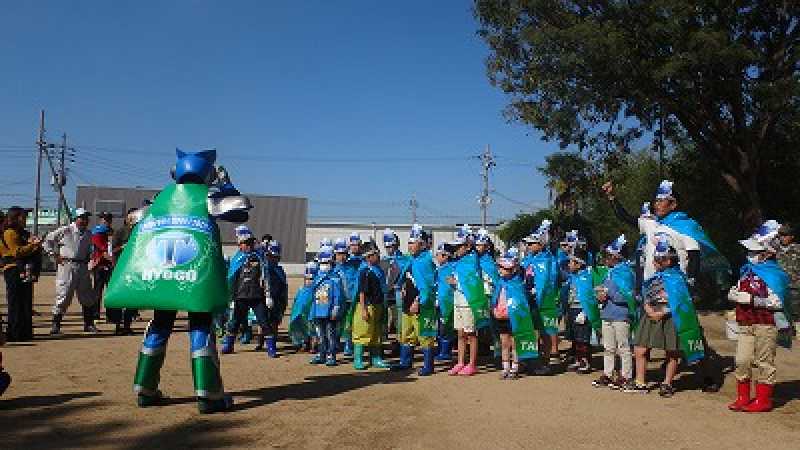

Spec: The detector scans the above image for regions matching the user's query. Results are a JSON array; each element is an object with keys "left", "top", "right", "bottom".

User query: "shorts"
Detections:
[
  {"left": 454, "top": 306, "right": 475, "bottom": 333},
  {"left": 495, "top": 319, "right": 511, "bottom": 335},
  {"left": 635, "top": 315, "right": 678, "bottom": 351}
]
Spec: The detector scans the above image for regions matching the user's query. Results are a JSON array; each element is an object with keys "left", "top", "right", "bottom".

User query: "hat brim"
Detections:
[{"left": 739, "top": 238, "right": 766, "bottom": 251}]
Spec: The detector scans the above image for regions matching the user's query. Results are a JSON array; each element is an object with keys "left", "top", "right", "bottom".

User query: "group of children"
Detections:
[{"left": 220, "top": 179, "right": 793, "bottom": 413}]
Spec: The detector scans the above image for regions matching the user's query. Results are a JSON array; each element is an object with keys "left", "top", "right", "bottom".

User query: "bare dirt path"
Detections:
[{"left": 1, "top": 275, "right": 798, "bottom": 449}]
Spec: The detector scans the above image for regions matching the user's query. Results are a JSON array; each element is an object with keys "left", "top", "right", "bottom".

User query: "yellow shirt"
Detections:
[{"left": 0, "top": 228, "right": 38, "bottom": 271}]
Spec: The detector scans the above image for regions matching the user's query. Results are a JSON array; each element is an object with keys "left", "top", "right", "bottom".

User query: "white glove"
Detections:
[
  {"left": 265, "top": 296, "right": 274, "bottom": 309},
  {"left": 330, "top": 305, "right": 340, "bottom": 319},
  {"left": 727, "top": 288, "right": 751, "bottom": 305},
  {"left": 753, "top": 296, "right": 782, "bottom": 310},
  {"left": 575, "top": 312, "right": 586, "bottom": 324},
  {"left": 529, "top": 287, "right": 537, "bottom": 296}
]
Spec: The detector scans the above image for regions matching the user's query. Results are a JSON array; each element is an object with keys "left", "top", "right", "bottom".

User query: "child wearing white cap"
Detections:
[{"left": 727, "top": 220, "right": 790, "bottom": 412}]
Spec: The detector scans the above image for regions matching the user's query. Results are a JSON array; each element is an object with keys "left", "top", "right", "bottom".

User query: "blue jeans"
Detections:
[{"left": 315, "top": 319, "right": 339, "bottom": 358}]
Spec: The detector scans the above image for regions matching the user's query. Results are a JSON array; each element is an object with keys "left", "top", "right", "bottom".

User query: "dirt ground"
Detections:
[{"left": 1, "top": 275, "right": 798, "bottom": 450}]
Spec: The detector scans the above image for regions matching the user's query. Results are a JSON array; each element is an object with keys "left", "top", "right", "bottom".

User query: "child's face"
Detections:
[
  {"left": 567, "top": 259, "right": 583, "bottom": 273},
  {"left": 654, "top": 257, "right": 671, "bottom": 271},
  {"left": 435, "top": 252, "right": 449, "bottom": 265},
  {"left": 499, "top": 266, "right": 513, "bottom": 278},
  {"left": 476, "top": 243, "right": 487, "bottom": 255},
  {"left": 366, "top": 253, "right": 379, "bottom": 265},
  {"left": 335, "top": 252, "right": 347, "bottom": 264},
  {"left": 408, "top": 240, "right": 422, "bottom": 255},
  {"left": 349, "top": 243, "right": 361, "bottom": 255},
  {"left": 304, "top": 278, "right": 313, "bottom": 286},
  {"left": 239, "top": 241, "right": 253, "bottom": 252}
]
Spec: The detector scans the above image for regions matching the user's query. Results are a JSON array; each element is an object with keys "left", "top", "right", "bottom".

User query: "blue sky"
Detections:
[{"left": 0, "top": 1, "right": 556, "bottom": 224}]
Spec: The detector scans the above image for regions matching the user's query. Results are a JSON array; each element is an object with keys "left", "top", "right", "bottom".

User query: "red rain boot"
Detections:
[
  {"left": 743, "top": 383, "right": 774, "bottom": 413},
  {"left": 727, "top": 380, "right": 751, "bottom": 411}
]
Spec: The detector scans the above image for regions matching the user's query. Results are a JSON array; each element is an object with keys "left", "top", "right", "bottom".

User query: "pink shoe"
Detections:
[
  {"left": 448, "top": 364, "right": 466, "bottom": 376},
  {"left": 458, "top": 364, "right": 477, "bottom": 376}
]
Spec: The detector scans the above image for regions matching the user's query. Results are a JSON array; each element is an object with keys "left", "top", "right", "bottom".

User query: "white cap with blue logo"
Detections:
[
  {"left": 450, "top": 224, "right": 472, "bottom": 246},
  {"left": 524, "top": 219, "right": 551, "bottom": 244},
  {"left": 333, "top": 238, "right": 348, "bottom": 254},
  {"left": 266, "top": 240, "right": 281, "bottom": 256},
  {"left": 605, "top": 234, "right": 626, "bottom": 255},
  {"left": 475, "top": 228, "right": 491, "bottom": 245},
  {"left": 739, "top": 219, "right": 781, "bottom": 252},
  {"left": 319, "top": 237, "right": 333, "bottom": 249},
  {"left": 318, "top": 246, "right": 334, "bottom": 263},
  {"left": 348, "top": 232, "right": 361, "bottom": 245},
  {"left": 653, "top": 232, "right": 675, "bottom": 259},
  {"left": 435, "top": 242, "right": 452, "bottom": 257},
  {"left": 409, "top": 224, "right": 425, "bottom": 243},
  {"left": 304, "top": 261, "right": 319, "bottom": 279},
  {"left": 498, "top": 247, "right": 520, "bottom": 269},
  {"left": 561, "top": 229, "right": 585, "bottom": 247},
  {"left": 655, "top": 180, "right": 675, "bottom": 200},
  {"left": 383, "top": 228, "right": 398, "bottom": 247},
  {"left": 235, "top": 225, "right": 254, "bottom": 243}
]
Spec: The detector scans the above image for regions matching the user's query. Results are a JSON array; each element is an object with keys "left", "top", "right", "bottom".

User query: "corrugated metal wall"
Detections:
[{"left": 76, "top": 186, "right": 308, "bottom": 263}]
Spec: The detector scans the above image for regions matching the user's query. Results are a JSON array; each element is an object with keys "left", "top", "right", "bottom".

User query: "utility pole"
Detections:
[
  {"left": 477, "top": 145, "right": 495, "bottom": 228},
  {"left": 33, "top": 110, "right": 45, "bottom": 235},
  {"left": 409, "top": 193, "right": 418, "bottom": 224},
  {"left": 56, "top": 133, "right": 67, "bottom": 226}
]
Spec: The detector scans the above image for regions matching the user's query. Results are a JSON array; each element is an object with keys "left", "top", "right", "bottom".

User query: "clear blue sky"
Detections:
[{"left": 0, "top": 1, "right": 556, "bottom": 224}]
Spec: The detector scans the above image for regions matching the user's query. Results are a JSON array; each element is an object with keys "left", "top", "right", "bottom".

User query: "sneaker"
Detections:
[
  {"left": 592, "top": 375, "right": 612, "bottom": 388},
  {"left": 84, "top": 324, "right": 99, "bottom": 334},
  {"left": 508, "top": 370, "right": 520, "bottom": 380},
  {"left": 448, "top": 363, "right": 466, "bottom": 376},
  {"left": 325, "top": 357, "right": 338, "bottom": 367},
  {"left": 309, "top": 354, "right": 324, "bottom": 365},
  {"left": 701, "top": 377, "right": 721, "bottom": 393},
  {"left": 458, "top": 365, "right": 477, "bottom": 376},
  {"left": 531, "top": 364, "right": 554, "bottom": 376},
  {"left": 566, "top": 361, "right": 581, "bottom": 372},
  {"left": 658, "top": 383, "right": 675, "bottom": 398},
  {"left": 609, "top": 377, "right": 629, "bottom": 390},
  {"left": 500, "top": 370, "right": 510, "bottom": 380},
  {"left": 576, "top": 362, "right": 592, "bottom": 374},
  {"left": 624, "top": 382, "right": 650, "bottom": 394}
]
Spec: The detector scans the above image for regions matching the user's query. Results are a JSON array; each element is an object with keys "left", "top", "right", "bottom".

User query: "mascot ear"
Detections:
[
  {"left": 198, "top": 149, "right": 217, "bottom": 165},
  {"left": 176, "top": 148, "right": 186, "bottom": 159}
]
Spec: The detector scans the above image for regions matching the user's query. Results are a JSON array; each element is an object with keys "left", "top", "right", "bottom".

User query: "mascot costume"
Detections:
[{"left": 105, "top": 149, "right": 251, "bottom": 414}]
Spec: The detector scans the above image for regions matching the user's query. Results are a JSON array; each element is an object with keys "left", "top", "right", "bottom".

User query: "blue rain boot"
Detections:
[
  {"left": 391, "top": 345, "right": 413, "bottom": 371},
  {"left": 435, "top": 337, "right": 452, "bottom": 361},
  {"left": 220, "top": 335, "right": 235, "bottom": 354},
  {"left": 309, "top": 351, "right": 325, "bottom": 365},
  {"left": 353, "top": 344, "right": 367, "bottom": 370},
  {"left": 370, "top": 347, "right": 390, "bottom": 369},
  {"left": 265, "top": 336, "right": 278, "bottom": 358},
  {"left": 343, "top": 338, "right": 354, "bottom": 357},
  {"left": 417, "top": 347, "right": 434, "bottom": 376}
]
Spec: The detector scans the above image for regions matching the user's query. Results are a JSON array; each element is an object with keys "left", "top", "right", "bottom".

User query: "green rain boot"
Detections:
[
  {"left": 353, "top": 344, "right": 367, "bottom": 370},
  {"left": 370, "top": 347, "right": 390, "bottom": 369},
  {"left": 191, "top": 329, "right": 232, "bottom": 414},
  {"left": 133, "top": 331, "right": 169, "bottom": 407}
]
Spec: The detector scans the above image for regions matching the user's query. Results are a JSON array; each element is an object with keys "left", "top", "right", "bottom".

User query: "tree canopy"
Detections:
[{"left": 475, "top": 0, "right": 800, "bottom": 229}]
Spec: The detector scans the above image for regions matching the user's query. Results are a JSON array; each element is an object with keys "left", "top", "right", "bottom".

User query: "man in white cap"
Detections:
[{"left": 44, "top": 208, "right": 96, "bottom": 334}]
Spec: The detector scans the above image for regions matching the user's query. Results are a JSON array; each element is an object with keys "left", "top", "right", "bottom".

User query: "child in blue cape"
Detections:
[
  {"left": 521, "top": 220, "right": 559, "bottom": 375},
  {"left": 593, "top": 235, "right": 636, "bottom": 390},
  {"left": 352, "top": 241, "right": 390, "bottom": 370},
  {"left": 564, "top": 247, "right": 600, "bottom": 374},
  {"left": 627, "top": 233, "right": 700, "bottom": 397},
  {"left": 434, "top": 242, "right": 456, "bottom": 361},
  {"left": 221, "top": 228, "right": 271, "bottom": 356},
  {"left": 288, "top": 261, "right": 318, "bottom": 351},
  {"left": 727, "top": 220, "right": 790, "bottom": 413},
  {"left": 492, "top": 248, "right": 538, "bottom": 379},
  {"left": 309, "top": 246, "right": 345, "bottom": 366},
  {"left": 263, "top": 240, "right": 288, "bottom": 357}
]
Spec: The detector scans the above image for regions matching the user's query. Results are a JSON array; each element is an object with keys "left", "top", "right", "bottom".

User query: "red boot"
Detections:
[
  {"left": 743, "top": 383, "right": 773, "bottom": 413},
  {"left": 727, "top": 380, "right": 751, "bottom": 411}
]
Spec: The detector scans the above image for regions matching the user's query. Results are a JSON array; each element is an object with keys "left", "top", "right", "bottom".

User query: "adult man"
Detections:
[
  {"left": 107, "top": 208, "right": 138, "bottom": 334},
  {"left": 776, "top": 224, "right": 799, "bottom": 322},
  {"left": 44, "top": 208, "right": 95, "bottom": 334}
]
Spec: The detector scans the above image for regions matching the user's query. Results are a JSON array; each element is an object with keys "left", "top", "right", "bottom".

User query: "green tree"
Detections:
[{"left": 475, "top": 0, "right": 800, "bottom": 229}]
